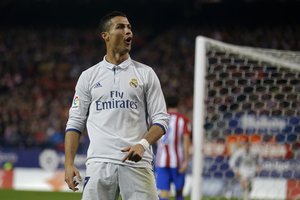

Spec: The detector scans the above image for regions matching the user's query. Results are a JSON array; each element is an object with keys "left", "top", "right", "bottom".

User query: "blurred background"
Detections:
[{"left": 0, "top": 0, "right": 300, "bottom": 198}]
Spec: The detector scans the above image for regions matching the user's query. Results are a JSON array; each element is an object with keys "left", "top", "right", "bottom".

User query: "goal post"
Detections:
[
  {"left": 192, "top": 36, "right": 300, "bottom": 200},
  {"left": 192, "top": 36, "right": 207, "bottom": 200}
]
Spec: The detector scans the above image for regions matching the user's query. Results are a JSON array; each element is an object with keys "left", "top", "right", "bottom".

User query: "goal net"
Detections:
[{"left": 192, "top": 36, "right": 300, "bottom": 200}]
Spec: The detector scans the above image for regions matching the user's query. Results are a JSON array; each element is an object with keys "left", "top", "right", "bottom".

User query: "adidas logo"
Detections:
[{"left": 94, "top": 81, "right": 102, "bottom": 88}]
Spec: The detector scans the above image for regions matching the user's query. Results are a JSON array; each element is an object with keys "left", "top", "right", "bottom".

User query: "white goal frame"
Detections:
[{"left": 192, "top": 36, "right": 300, "bottom": 200}]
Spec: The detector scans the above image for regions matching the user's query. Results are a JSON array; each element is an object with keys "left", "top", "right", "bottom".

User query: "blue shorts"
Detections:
[{"left": 155, "top": 167, "right": 185, "bottom": 191}]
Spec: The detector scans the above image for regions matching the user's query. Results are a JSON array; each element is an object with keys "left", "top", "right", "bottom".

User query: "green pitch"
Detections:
[
  {"left": 0, "top": 189, "right": 193, "bottom": 200},
  {"left": 0, "top": 189, "right": 241, "bottom": 199},
  {"left": 0, "top": 189, "right": 240, "bottom": 199},
  {"left": 0, "top": 189, "right": 81, "bottom": 200}
]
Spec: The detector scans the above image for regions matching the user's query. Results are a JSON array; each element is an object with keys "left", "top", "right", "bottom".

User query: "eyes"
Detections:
[{"left": 115, "top": 23, "right": 132, "bottom": 31}]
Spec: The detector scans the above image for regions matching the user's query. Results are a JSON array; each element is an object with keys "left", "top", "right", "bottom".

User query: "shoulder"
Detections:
[
  {"left": 75, "top": 62, "right": 103, "bottom": 89},
  {"left": 130, "top": 59, "right": 160, "bottom": 84},
  {"left": 81, "top": 61, "right": 103, "bottom": 76},
  {"left": 131, "top": 59, "right": 154, "bottom": 72},
  {"left": 174, "top": 112, "right": 190, "bottom": 122},
  {"left": 169, "top": 112, "right": 190, "bottom": 126},
  {"left": 235, "top": 148, "right": 246, "bottom": 156}
]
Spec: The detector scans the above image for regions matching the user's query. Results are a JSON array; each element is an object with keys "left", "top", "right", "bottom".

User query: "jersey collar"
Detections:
[{"left": 103, "top": 56, "right": 132, "bottom": 70}]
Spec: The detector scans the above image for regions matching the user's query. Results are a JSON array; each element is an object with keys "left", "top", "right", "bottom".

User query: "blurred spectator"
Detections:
[
  {"left": 0, "top": 25, "right": 300, "bottom": 151},
  {"left": 229, "top": 140, "right": 262, "bottom": 200}
]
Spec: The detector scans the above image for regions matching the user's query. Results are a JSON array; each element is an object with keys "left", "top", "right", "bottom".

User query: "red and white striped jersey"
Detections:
[{"left": 155, "top": 112, "right": 191, "bottom": 168}]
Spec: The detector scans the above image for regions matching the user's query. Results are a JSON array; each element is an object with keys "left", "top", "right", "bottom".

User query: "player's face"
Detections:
[{"left": 106, "top": 16, "right": 133, "bottom": 54}]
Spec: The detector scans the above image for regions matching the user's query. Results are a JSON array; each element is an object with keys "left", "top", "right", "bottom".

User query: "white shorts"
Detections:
[
  {"left": 82, "top": 161, "right": 159, "bottom": 200},
  {"left": 239, "top": 168, "right": 256, "bottom": 179}
]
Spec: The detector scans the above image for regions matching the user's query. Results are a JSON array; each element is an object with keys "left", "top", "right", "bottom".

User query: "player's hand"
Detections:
[
  {"left": 121, "top": 144, "right": 145, "bottom": 163},
  {"left": 235, "top": 170, "right": 241, "bottom": 178},
  {"left": 65, "top": 165, "right": 82, "bottom": 192},
  {"left": 179, "top": 160, "right": 188, "bottom": 173}
]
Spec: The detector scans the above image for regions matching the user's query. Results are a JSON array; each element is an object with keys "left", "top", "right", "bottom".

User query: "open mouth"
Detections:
[{"left": 125, "top": 37, "right": 132, "bottom": 43}]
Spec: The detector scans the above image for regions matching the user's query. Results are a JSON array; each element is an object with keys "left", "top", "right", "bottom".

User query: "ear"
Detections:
[{"left": 101, "top": 32, "right": 109, "bottom": 41}]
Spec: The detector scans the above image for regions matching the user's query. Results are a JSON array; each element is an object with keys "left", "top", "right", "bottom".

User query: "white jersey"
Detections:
[
  {"left": 66, "top": 56, "right": 169, "bottom": 169},
  {"left": 229, "top": 147, "right": 261, "bottom": 179}
]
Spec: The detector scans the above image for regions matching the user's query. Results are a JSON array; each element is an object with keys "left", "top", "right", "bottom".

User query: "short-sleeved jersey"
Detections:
[
  {"left": 66, "top": 56, "right": 169, "bottom": 169},
  {"left": 155, "top": 112, "right": 191, "bottom": 168}
]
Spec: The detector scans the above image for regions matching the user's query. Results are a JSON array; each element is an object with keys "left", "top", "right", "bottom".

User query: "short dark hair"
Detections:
[
  {"left": 98, "top": 11, "right": 127, "bottom": 33},
  {"left": 166, "top": 95, "right": 179, "bottom": 108}
]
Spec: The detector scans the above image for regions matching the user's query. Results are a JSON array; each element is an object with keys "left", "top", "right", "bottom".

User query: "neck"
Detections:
[
  {"left": 106, "top": 51, "right": 129, "bottom": 65},
  {"left": 168, "top": 107, "right": 178, "bottom": 112}
]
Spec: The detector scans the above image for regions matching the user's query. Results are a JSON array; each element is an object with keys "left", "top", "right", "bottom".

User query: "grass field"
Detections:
[
  {"left": 0, "top": 189, "right": 82, "bottom": 200},
  {"left": 0, "top": 189, "right": 242, "bottom": 199},
  {"left": 0, "top": 189, "right": 192, "bottom": 200}
]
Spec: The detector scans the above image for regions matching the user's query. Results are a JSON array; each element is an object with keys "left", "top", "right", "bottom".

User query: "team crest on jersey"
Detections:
[
  {"left": 72, "top": 96, "right": 79, "bottom": 109},
  {"left": 129, "top": 78, "right": 138, "bottom": 88}
]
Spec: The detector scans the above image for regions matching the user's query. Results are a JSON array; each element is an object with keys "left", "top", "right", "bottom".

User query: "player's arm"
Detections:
[
  {"left": 122, "top": 125, "right": 165, "bottom": 162},
  {"left": 64, "top": 131, "right": 82, "bottom": 191},
  {"left": 64, "top": 71, "right": 90, "bottom": 191},
  {"left": 229, "top": 150, "right": 242, "bottom": 177},
  {"left": 144, "top": 124, "right": 166, "bottom": 145},
  {"left": 179, "top": 133, "right": 191, "bottom": 173},
  {"left": 122, "top": 68, "right": 169, "bottom": 163},
  {"left": 255, "top": 153, "right": 263, "bottom": 174}
]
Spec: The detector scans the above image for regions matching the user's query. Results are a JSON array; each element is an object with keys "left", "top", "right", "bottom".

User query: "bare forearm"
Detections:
[
  {"left": 144, "top": 125, "right": 165, "bottom": 145},
  {"left": 183, "top": 134, "right": 190, "bottom": 161},
  {"left": 64, "top": 131, "right": 81, "bottom": 166},
  {"left": 121, "top": 125, "right": 165, "bottom": 163}
]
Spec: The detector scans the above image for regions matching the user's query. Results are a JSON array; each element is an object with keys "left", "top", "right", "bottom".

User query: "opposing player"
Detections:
[
  {"left": 155, "top": 95, "right": 192, "bottom": 200},
  {"left": 229, "top": 140, "right": 262, "bottom": 200},
  {"left": 64, "top": 11, "right": 169, "bottom": 200}
]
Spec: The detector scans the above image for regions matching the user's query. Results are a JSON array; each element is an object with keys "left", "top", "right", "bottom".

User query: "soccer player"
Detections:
[
  {"left": 229, "top": 140, "right": 262, "bottom": 200},
  {"left": 64, "top": 11, "right": 169, "bottom": 200},
  {"left": 155, "top": 95, "right": 191, "bottom": 200}
]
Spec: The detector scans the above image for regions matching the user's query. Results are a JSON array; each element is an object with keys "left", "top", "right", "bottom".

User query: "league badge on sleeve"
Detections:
[{"left": 72, "top": 95, "right": 80, "bottom": 109}]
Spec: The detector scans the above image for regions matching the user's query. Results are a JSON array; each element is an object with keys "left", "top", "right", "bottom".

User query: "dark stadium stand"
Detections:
[{"left": 0, "top": 0, "right": 299, "bottom": 152}]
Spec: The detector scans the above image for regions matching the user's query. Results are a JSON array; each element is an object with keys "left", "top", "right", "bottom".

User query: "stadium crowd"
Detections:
[{"left": 0, "top": 25, "right": 300, "bottom": 151}]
